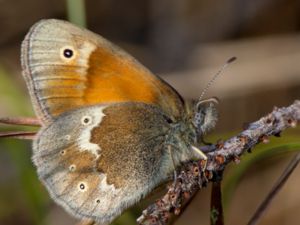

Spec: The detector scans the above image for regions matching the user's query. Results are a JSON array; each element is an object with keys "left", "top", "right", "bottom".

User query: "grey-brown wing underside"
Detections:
[{"left": 33, "top": 102, "right": 173, "bottom": 223}]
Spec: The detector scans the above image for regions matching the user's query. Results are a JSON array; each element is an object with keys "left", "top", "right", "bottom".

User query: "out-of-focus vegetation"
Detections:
[
  {"left": 223, "top": 132, "right": 300, "bottom": 207},
  {"left": 0, "top": 0, "right": 299, "bottom": 225},
  {"left": 66, "top": 0, "right": 86, "bottom": 27},
  {"left": 0, "top": 66, "right": 48, "bottom": 225}
]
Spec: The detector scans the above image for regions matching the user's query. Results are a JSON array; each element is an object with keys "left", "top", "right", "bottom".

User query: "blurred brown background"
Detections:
[{"left": 0, "top": 0, "right": 299, "bottom": 225}]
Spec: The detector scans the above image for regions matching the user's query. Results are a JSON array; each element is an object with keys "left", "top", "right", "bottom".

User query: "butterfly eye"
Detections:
[
  {"left": 81, "top": 116, "right": 92, "bottom": 125},
  {"left": 96, "top": 199, "right": 100, "bottom": 204},
  {"left": 194, "top": 102, "right": 218, "bottom": 135}
]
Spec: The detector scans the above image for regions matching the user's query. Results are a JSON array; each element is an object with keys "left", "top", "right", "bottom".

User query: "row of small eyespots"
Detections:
[
  {"left": 59, "top": 114, "right": 93, "bottom": 156},
  {"left": 58, "top": 113, "right": 100, "bottom": 203},
  {"left": 78, "top": 182, "right": 100, "bottom": 204}
]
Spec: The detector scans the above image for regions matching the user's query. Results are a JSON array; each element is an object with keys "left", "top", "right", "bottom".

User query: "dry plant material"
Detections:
[
  {"left": 137, "top": 100, "right": 300, "bottom": 225},
  {"left": 0, "top": 101, "right": 299, "bottom": 225},
  {"left": 0, "top": 117, "right": 40, "bottom": 126}
]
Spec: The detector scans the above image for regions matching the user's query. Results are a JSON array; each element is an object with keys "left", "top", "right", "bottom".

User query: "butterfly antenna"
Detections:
[{"left": 198, "top": 56, "right": 236, "bottom": 102}]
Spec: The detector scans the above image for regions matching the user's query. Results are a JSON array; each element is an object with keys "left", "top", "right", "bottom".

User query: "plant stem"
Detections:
[
  {"left": 66, "top": 0, "right": 87, "bottom": 27},
  {"left": 210, "top": 175, "right": 224, "bottom": 225}
]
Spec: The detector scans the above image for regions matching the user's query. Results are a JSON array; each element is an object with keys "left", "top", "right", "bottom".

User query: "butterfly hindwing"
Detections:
[{"left": 33, "top": 102, "right": 174, "bottom": 223}]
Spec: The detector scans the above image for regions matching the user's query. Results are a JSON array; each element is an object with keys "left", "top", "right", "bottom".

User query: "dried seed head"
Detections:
[
  {"left": 215, "top": 155, "right": 225, "bottom": 164},
  {"left": 291, "top": 121, "right": 297, "bottom": 128},
  {"left": 260, "top": 135, "right": 270, "bottom": 144},
  {"left": 216, "top": 139, "right": 224, "bottom": 149},
  {"left": 233, "top": 155, "right": 241, "bottom": 164},
  {"left": 287, "top": 118, "right": 297, "bottom": 128},
  {"left": 266, "top": 113, "right": 276, "bottom": 125},
  {"left": 163, "top": 211, "right": 170, "bottom": 219},
  {"left": 170, "top": 193, "right": 176, "bottom": 200},
  {"left": 239, "top": 136, "right": 249, "bottom": 145},
  {"left": 183, "top": 192, "right": 190, "bottom": 199},
  {"left": 156, "top": 199, "right": 164, "bottom": 208},
  {"left": 193, "top": 166, "right": 200, "bottom": 176},
  {"left": 205, "top": 170, "right": 214, "bottom": 180},
  {"left": 174, "top": 208, "right": 181, "bottom": 215},
  {"left": 199, "top": 160, "right": 206, "bottom": 169},
  {"left": 150, "top": 216, "right": 157, "bottom": 224}
]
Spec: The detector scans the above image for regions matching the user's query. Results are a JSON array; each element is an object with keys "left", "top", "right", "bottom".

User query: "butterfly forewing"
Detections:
[{"left": 21, "top": 19, "right": 184, "bottom": 124}]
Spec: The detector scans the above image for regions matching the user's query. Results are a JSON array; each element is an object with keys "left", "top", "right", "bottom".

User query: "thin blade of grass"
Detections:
[
  {"left": 223, "top": 141, "right": 300, "bottom": 208},
  {"left": 76, "top": 219, "right": 96, "bottom": 225},
  {"left": 247, "top": 152, "right": 300, "bottom": 225}
]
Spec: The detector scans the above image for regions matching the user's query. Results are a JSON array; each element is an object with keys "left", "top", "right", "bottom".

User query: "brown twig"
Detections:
[
  {"left": 247, "top": 152, "right": 300, "bottom": 225},
  {"left": 0, "top": 101, "right": 299, "bottom": 225},
  {"left": 210, "top": 172, "right": 224, "bottom": 225},
  {"left": 76, "top": 219, "right": 97, "bottom": 225},
  {"left": 0, "top": 117, "right": 41, "bottom": 126},
  {"left": 0, "top": 131, "right": 36, "bottom": 140},
  {"left": 0, "top": 117, "right": 40, "bottom": 140},
  {"left": 137, "top": 100, "right": 300, "bottom": 225}
]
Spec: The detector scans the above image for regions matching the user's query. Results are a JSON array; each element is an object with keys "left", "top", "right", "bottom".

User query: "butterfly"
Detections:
[{"left": 21, "top": 19, "right": 218, "bottom": 224}]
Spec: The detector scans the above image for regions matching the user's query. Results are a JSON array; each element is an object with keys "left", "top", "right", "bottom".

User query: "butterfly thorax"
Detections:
[{"left": 165, "top": 100, "right": 218, "bottom": 166}]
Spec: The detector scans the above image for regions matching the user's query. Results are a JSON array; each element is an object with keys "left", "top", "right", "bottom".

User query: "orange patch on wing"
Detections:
[
  {"left": 40, "top": 79, "right": 83, "bottom": 89},
  {"left": 84, "top": 48, "right": 158, "bottom": 105},
  {"left": 30, "top": 43, "right": 184, "bottom": 121}
]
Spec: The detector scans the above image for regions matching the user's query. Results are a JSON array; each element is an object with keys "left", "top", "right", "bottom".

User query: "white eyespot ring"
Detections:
[
  {"left": 81, "top": 115, "right": 92, "bottom": 126},
  {"left": 78, "top": 182, "right": 88, "bottom": 192},
  {"left": 64, "top": 135, "right": 71, "bottom": 141},
  {"left": 60, "top": 150, "right": 66, "bottom": 155},
  {"left": 60, "top": 45, "right": 77, "bottom": 61},
  {"left": 69, "top": 164, "right": 76, "bottom": 172}
]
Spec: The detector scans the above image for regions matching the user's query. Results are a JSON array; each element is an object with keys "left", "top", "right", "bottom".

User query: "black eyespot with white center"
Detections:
[
  {"left": 81, "top": 115, "right": 92, "bottom": 125},
  {"left": 60, "top": 46, "right": 76, "bottom": 61},
  {"left": 64, "top": 135, "right": 71, "bottom": 141},
  {"left": 63, "top": 48, "right": 73, "bottom": 58},
  {"left": 78, "top": 182, "right": 87, "bottom": 192},
  {"left": 69, "top": 164, "right": 76, "bottom": 172}
]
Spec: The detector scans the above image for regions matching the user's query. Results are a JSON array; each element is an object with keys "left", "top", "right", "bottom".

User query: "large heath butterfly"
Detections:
[{"left": 21, "top": 19, "right": 219, "bottom": 224}]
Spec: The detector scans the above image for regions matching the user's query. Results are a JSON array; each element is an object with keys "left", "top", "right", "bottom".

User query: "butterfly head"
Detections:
[
  {"left": 187, "top": 56, "right": 236, "bottom": 143},
  {"left": 188, "top": 97, "right": 219, "bottom": 143}
]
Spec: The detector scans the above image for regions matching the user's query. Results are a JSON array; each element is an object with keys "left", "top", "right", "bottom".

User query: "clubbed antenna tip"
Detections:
[
  {"left": 198, "top": 56, "right": 237, "bottom": 102},
  {"left": 227, "top": 56, "right": 237, "bottom": 64}
]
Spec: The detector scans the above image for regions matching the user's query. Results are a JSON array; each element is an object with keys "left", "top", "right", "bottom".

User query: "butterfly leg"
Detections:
[
  {"left": 168, "top": 145, "right": 178, "bottom": 182},
  {"left": 191, "top": 145, "right": 207, "bottom": 171},
  {"left": 200, "top": 135, "right": 212, "bottom": 145}
]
